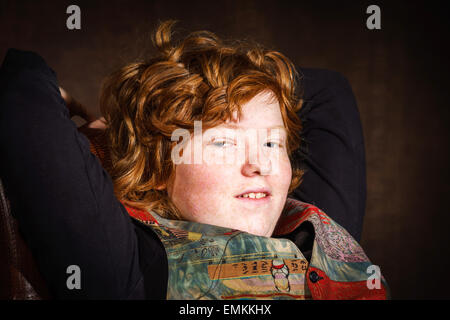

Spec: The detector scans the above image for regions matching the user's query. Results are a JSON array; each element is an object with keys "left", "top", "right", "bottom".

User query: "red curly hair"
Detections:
[{"left": 99, "top": 20, "right": 304, "bottom": 219}]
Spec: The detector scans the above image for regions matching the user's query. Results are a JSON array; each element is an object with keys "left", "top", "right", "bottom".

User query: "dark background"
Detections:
[{"left": 1, "top": 0, "right": 449, "bottom": 299}]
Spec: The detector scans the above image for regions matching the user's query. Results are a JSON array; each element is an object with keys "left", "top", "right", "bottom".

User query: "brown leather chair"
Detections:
[
  {"left": 0, "top": 127, "right": 109, "bottom": 300},
  {"left": 0, "top": 177, "right": 51, "bottom": 299}
]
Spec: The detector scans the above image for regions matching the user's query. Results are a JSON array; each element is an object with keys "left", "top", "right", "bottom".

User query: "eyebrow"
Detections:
[{"left": 220, "top": 123, "right": 287, "bottom": 131}]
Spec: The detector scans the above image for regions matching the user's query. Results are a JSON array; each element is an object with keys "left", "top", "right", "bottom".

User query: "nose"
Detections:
[{"left": 241, "top": 142, "right": 272, "bottom": 176}]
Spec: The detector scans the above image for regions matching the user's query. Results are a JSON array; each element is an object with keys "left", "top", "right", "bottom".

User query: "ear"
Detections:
[{"left": 155, "top": 184, "right": 166, "bottom": 190}]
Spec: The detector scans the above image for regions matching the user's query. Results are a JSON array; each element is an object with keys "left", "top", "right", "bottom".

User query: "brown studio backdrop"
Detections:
[{"left": 0, "top": 0, "right": 449, "bottom": 299}]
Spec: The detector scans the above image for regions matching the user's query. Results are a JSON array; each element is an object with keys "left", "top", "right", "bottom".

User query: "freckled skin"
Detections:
[{"left": 167, "top": 91, "right": 292, "bottom": 237}]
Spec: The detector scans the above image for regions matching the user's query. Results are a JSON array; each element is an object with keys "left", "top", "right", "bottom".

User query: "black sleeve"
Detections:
[
  {"left": 292, "top": 68, "right": 367, "bottom": 242},
  {"left": 0, "top": 48, "right": 151, "bottom": 299}
]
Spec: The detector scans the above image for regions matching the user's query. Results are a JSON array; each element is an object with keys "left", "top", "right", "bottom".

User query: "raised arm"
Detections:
[
  {"left": 292, "top": 68, "right": 367, "bottom": 242},
  {"left": 0, "top": 49, "right": 144, "bottom": 299}
]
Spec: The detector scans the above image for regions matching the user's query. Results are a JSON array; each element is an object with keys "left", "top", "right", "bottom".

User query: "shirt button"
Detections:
[{"left": 309, "top": 271, "right": 321, "bottom": 283}]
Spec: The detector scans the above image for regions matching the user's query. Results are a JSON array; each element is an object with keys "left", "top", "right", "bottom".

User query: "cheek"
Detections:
[
  {"left": 175, "top": 164, "right": 226, "bottom": 191},
  {"left": 170, "top": 164, "right": 233, "bottom": 218},
  {"left": 284, "top": 159, "right": 293, "bottom": 187},
  {"left": 271, "top": 153, "right": 292, "bottom": 191}
]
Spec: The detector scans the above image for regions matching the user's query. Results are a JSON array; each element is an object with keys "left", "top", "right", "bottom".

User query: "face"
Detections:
[{"left": 166, "top": 91, "right": 292, "bottom": 237}]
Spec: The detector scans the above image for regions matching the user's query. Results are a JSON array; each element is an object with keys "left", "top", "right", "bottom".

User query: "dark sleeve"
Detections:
[
  {"left": 0, "top": 48, "right": 152, "bottom": 299},
  {"left": 291, "top": 68, "right": 367, "bottom": 242}
]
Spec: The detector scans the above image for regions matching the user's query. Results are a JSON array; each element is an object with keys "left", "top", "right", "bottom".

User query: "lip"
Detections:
[{"left": 235, "top": 188, "right": 272, "bottom": 203}]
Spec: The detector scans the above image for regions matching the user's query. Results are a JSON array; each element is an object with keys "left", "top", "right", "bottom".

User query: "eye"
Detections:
[
  {"left": 209, "top": 138, "right": 235, "bottom": 148},
  {"left": 264, "top": 141, "right": 282, "bottom": 148}
]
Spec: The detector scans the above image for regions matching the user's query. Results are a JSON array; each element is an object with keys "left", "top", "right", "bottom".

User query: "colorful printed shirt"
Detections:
[{"left": 125, "top": 198, "right": 389, "bottom": 300}]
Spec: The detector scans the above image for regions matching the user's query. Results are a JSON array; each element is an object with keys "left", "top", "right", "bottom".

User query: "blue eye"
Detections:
[
  {"left": 264, "top": 142, "right": 281, "bottom": 148},
  {"left": 210, "top": 139, "right": 234, "bottom": 147}
]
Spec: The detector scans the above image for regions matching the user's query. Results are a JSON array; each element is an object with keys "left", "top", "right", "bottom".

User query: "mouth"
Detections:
[{"left": 235, "top": 189, "right": 271, "bottom": 202}]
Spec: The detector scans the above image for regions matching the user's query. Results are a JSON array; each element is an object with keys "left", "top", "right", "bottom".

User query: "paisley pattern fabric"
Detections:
[{"left": 276, "top": 199, "right": 369, "bottom": 263}]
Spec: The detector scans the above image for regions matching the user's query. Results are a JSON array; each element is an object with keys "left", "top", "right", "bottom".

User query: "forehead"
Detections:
[{"left": 221, "top": 91, "right": 285, "bottom": 130}]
